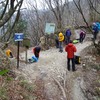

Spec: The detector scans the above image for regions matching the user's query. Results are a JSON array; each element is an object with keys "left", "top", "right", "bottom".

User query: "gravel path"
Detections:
[{"left": 18, "top": 41, "right": 91, "bottom": 100}]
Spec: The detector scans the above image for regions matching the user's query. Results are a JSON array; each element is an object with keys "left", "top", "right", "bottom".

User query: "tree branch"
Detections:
[
  {"left": 0, "top": 0, "right": 23, "bottom": 43},
  {"left": 0, "top": 0, "right": 23, "bottom": 27},
  {"left": 0, "top": 0, "right": 9, "bottom": 20},
  {"left": 88, "top": 0, "right": 100, "bottom": 14}
]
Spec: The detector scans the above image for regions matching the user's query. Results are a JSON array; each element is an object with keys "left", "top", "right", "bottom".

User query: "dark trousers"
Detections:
[
  {"left": 59, "top": 41, "right": 63, "bottom": 52},
  {"left": 93, "top": 32, "right": 98, "bottom": 40},
  {"left": 67, "top": 58, "right": 75, "bottom": 71},
  {"left": 34, "top": 52, "right": 39, "bottom": 58},
  {"left": 55, "top": 39, "right": 59, "bottom": 48},
  {"left": 79, "top": 37, "right": 84, "bottom": 43},
  {"left": 66, "top": 36, "right": 70, "bottom": 44}
]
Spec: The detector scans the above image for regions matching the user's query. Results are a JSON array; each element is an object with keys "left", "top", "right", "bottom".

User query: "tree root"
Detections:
[{"left": 53, "top": 77, "right": 67, "bottom": 100}]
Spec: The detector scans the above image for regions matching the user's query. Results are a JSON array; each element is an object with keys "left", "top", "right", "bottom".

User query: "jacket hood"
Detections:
[
  {"left": 59, "top": 32, "right": 63, "bottom": 36},
  {"left": 68, "top": 43, "right": 73, "bottom": 47}
]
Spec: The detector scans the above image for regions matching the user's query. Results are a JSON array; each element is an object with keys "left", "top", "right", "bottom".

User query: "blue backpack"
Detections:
[{"left": 95, "top": 22, "right": 100, "bottom": 31}]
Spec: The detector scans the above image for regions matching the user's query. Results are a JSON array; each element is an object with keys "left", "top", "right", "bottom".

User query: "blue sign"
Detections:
[
  {"left": 14, "top": 33, "right": 24, "bottom": 41},
  {"left": 45, "top": 23, "right": 55, "bottom": 34}
]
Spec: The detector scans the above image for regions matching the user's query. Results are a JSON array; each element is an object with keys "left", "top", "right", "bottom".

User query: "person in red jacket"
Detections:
[
  {"left": 65, "top": 40, "right": 77, "bottom": 71},
  {"left": 33, "top": 46, "right": 41, "bottom": 58}
]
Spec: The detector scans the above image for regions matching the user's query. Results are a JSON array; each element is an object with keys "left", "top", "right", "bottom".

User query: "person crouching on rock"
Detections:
[
  {"left": 5, "top": 49, "right": 13, "bottom": 58},
  {"left": 33, "top": 46, "right": 41, "bottom": 59},
  {"left": 28, "top": 46, "right": 41, "bottom": 63}
]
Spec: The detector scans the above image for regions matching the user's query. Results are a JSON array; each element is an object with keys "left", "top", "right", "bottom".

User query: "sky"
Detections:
[
  {"left": 22, "top": 0, "right": 73, "bottom": 10},
  {"left": 22, "top": 0, "right": 43, "bottom": 10}
]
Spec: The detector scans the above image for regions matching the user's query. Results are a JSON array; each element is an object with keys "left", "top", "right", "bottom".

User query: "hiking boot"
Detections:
[{"left": 72, "top": 69, "right": 77, "bottom": 72}]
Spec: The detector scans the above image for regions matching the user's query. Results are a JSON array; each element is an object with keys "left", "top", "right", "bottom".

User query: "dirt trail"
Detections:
[{"left": 18, "top": 41, "right": 91, "bottom": 100}]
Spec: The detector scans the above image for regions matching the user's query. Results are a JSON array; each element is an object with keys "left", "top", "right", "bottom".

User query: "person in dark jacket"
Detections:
[
  {"left": 33, "top": 46, "right": 41, "bottom": 58},
  {"left": 92, "top": 23, "right": 99, "bottom": 40},
  {"left": 65, "top": 29, "right": 72, "bottom": 44},
  {"left": 55, "top": 35, "right": 59, "bottom": 48},
  {"left": 79, "top": 31, "right": 86, "bottom": 43},
  {"left": 65, "top": 41, "right": 77, "bottom": 71}
]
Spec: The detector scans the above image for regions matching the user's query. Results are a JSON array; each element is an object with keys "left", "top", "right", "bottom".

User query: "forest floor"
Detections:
[
  {"left": 15, "top": 40, "right": 94, "bottom": 100},
  {"left": 4, "top": 32, "right": 99, "bottom": 100}
]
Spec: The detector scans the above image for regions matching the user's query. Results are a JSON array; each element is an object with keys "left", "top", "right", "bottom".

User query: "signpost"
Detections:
[
  {"left": 45, "top": 23, "right": 55, "bottom": 34},
  {"left": 14, "top": 33, "right": 24, "bottom": 68}
]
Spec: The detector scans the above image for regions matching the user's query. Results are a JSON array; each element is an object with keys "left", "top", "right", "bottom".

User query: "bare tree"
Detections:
[
  {"left": 87, "top": 0, "right": 100, "bottom": 22},
  {"left": 73, "top": 0, "right": 89, "bottom": 27},
  {"left": 44, "top": 0, "right": 66, "bottom": 30},
  {"left": 0, "top": 0, "right": 24, "bottom": 49},
  {"left": 24, "top": 0, "right": 54, "bottom": 46},
  {"left": 73, "top": 0, "right": 100, "bottom": 47}
]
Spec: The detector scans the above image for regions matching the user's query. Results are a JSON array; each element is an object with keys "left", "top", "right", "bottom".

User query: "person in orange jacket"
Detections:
[
  {"left": 5, "top": 49, "right": 13, "bottom": 58},
  {"left": 65, "top": 40, "right": 77, "bottom": 71},
  {"left": 58, "top": 32, "right": 64, "bottom": 52}
]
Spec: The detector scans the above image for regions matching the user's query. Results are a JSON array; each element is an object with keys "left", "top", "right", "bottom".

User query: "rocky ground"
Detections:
[
  {"left": 3, "top": 30, "right": 99, "bottom": 100},
  {"left": 0, "top": 31, "right": 100, "bottom": 99},
  {"left": 14, "top": 39, "right": 93, "bottom": 100}
]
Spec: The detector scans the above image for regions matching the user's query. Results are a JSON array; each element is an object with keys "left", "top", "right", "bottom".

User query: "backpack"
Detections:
[
  {"left": 73, "top": 40, "right": 79, "bottom": 44},
  {"left": 92, "top": 24, "right": 99, "bottom": 33},
  {"left": 95, "top": 22, "right": 100, "bottom": 31},
  {"left": 75, "top": 55, "right": 81, "bottom": 64}
]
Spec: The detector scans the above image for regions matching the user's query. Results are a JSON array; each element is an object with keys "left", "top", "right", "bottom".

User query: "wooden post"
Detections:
[
  {"left": 17, "top": 41, "right": 20, "bottom": 68},
  {"left": 25, "top": 48, "right": 27, "bottom": 64}
]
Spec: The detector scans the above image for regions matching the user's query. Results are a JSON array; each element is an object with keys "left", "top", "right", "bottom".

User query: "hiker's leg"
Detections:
[
  {"left": 94, "top": 32, "right": 98, "bottom": 40},
  {"left": 65, "top": 37, "right": 67, "bottom": 44},
  {"left": 72, "top": 58, "right": 75, "bottom": 71},
  {"left": 59, "top": 42, "right": 63, "bottom": 52},
  {"left": 67, "top": 36, "right": 70, "bottom": 44},
  {"left": 59, "top": 41, "right": 61, "bottom": 51},
  {"left": 67, "top": 58, "right": 70, "bottom": 71},
  {"left": 55, "top": 39, "right": 59, "bottom": 48},
  {"left": 80, "top": 37, "right": 82, "bottom": 43},
  {"left": 95, "top": 32, "right": 98, "bottom": 39},
  {"left": 82, "top": 38, "right": 84, "bottom": 42},
  {"left": 79, "top": 37, "right": 81, "bottom": 43},
  {"left": 60, "top": 42, "right": 63, "bottom": 52},
  {"left": 57, "top": 40, "right": 59, "bottom": 48}
]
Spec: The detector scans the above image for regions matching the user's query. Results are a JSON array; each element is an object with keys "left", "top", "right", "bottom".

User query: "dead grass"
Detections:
[
  {"left": 81, "top": 45, "right": 100, "bottom": 99},
  {"left": 0, "top": 74, "right": 46, "bottom": 100}
]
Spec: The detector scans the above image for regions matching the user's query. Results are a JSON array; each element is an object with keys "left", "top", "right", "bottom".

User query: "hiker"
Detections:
[
  {"left": 5, "top": 49, "right": 13, "bottom": 58},
  {"left": 65, "top": 40, "right": 77, "bottom": 71},
  {"left": 65, "top": 29, "right": 71, "bottom": 44},
  {"left": 79, "top": 31, "right": 86, "bottom": 43},
  {"left": 92, "top": 22, "right": 99, "bottom": 40},
  {"left": 55, "top": 34, "right": 59, "bottom": 48},
  {"left": 58, "top": 32, "right": 64, "bottom": 52},
  {"left": 28, "top": 46, "right": 41, "bottom": 63},
  {"left": 33, "top": 46, "right": 41, "bottom": 59}
]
